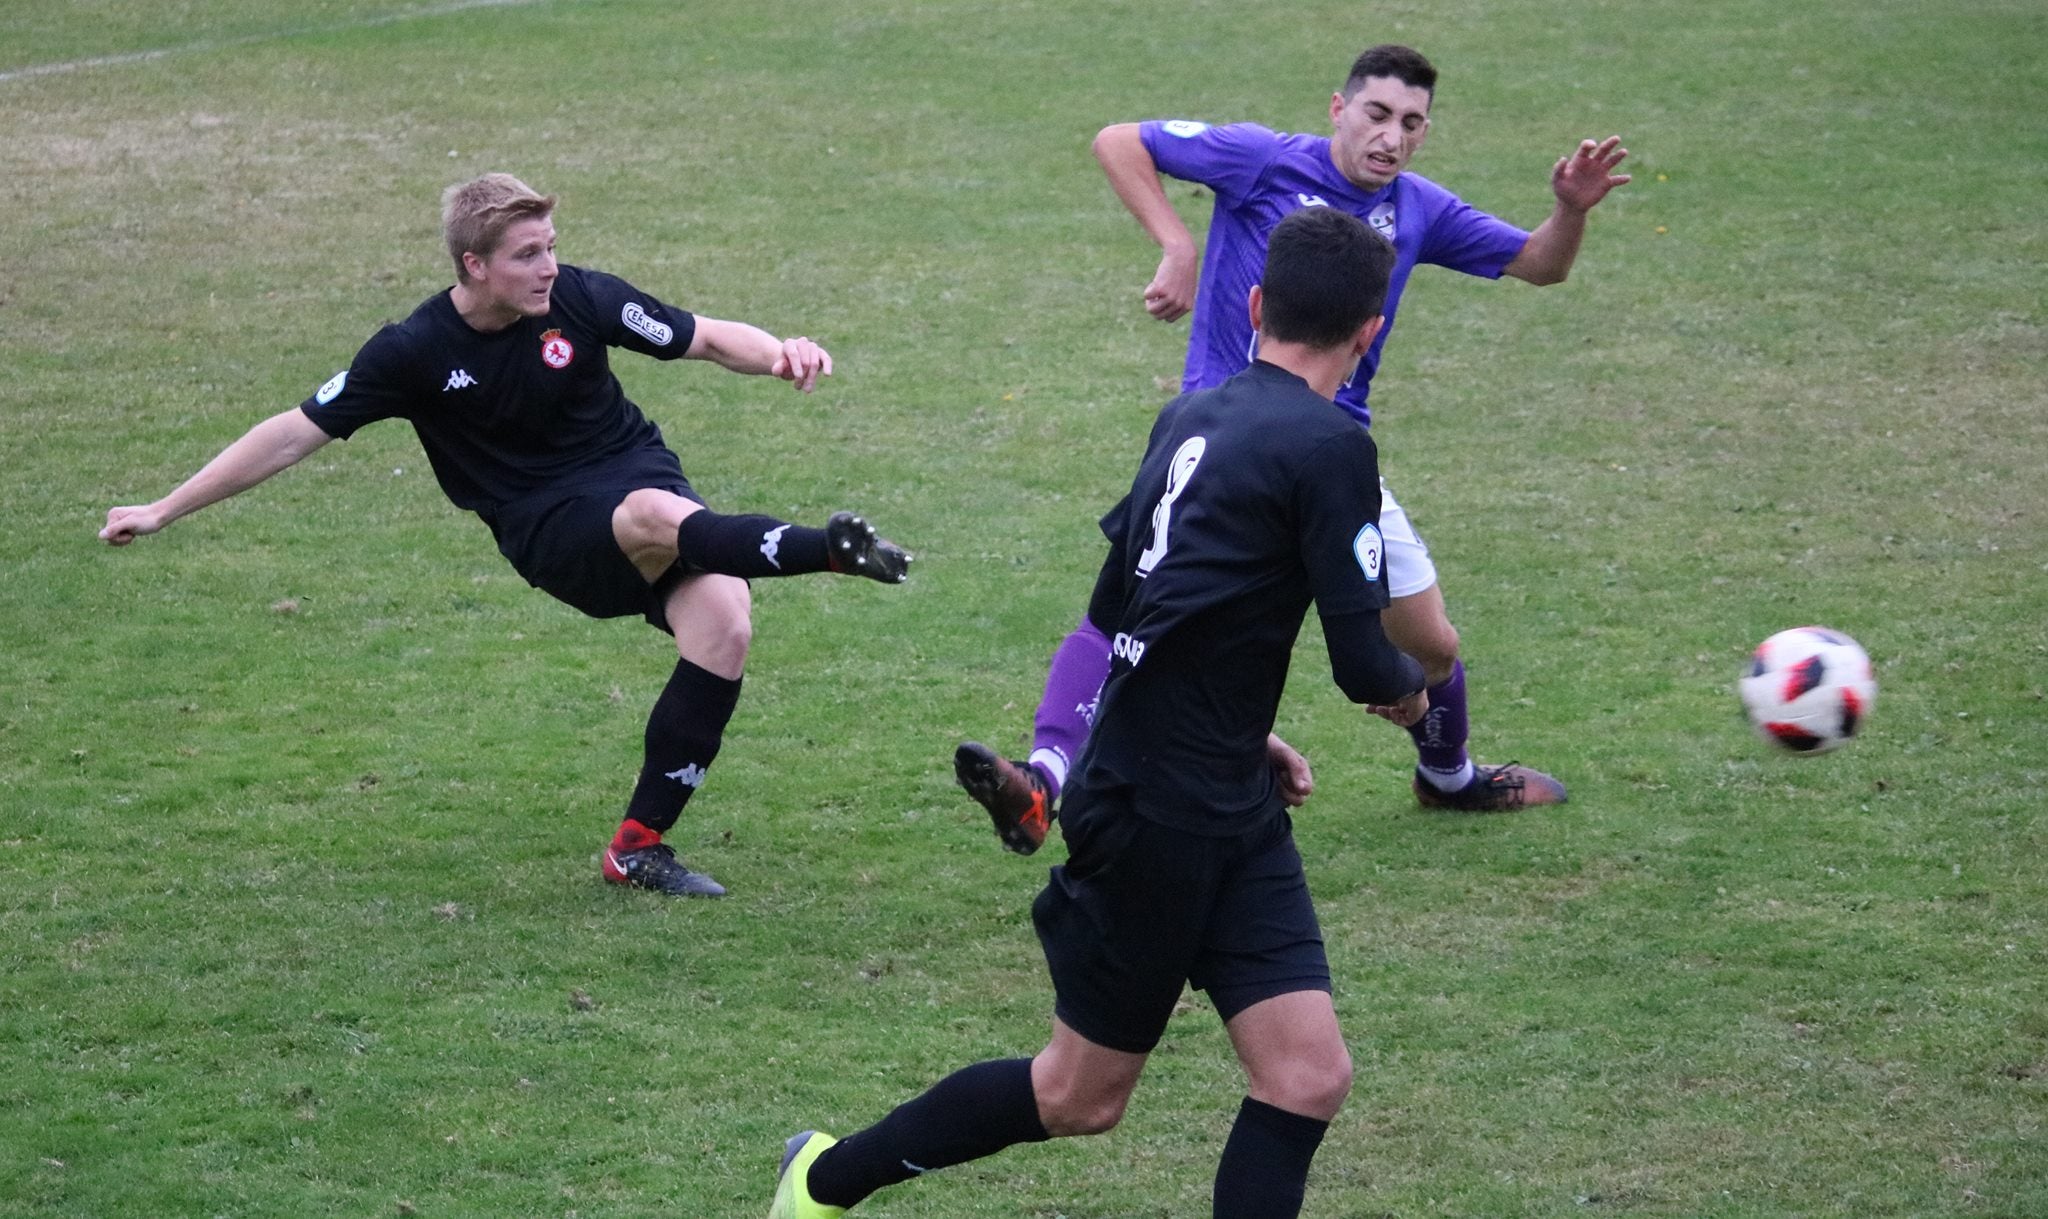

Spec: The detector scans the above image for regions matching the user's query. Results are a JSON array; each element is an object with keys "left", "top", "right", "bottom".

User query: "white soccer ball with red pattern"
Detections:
[{"left": 1739, "top": 627, "right": 1876, "bottom": 753}]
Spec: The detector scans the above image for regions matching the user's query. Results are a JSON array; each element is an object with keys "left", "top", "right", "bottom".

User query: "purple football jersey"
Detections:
[{"left": 1140, "top": 120, "right": 1529, "bottom": 426}]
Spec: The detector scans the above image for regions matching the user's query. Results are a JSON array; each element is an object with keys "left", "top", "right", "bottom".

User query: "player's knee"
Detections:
[
  {"left": 1418, "top": 625, "right": 1460, "bottom": 682},
  {"left": 1312, "top": 1051, "right": 1356, "bottom": 1115},
  {"left": 614, "top": 489, "right": 696, "bottom": 576},
  {"left": 669, "top": 577, "right": 753, "bottom": 671},
  {"left": 1253, "top": 1047, "right": 1352, "bottom": 1121},
  {"left": 620, "top": 486, "right": 674, "bottom": 527},
  {"left": 702, "top": 595, "right": 753, "bottom": 661},
  {"left": 1390, "top": 611, "right": 1460, "bottom": 680},
  {"left": 1038, "top": 1088, "right": 1130, "bottom": 1138},
  {"left": 704, "top": 612, "right": 752, "bottom": 665},
  {"left": 1031, "top": 1066, "right": 1135, "bottom": 1137}
]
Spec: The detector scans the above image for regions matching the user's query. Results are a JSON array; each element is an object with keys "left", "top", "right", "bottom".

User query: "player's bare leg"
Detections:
[
  {"left": 1215, "top": 990, "right": 1349, "bottom": 1218},
  {"left": 1029, "top": 1017, "right": 1147, "bottom": 1136}
]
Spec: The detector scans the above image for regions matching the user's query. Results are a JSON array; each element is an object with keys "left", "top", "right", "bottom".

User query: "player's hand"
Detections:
[
  {"left": 1367, "top": 688, "right": 1429, "bottom": 729},
  {"left": 99, "top": 504, "right": 165, "bottom": 546},
  {"left": 1267, "top": 733, "right": 1314, "bottom": 807},
  {"left": 770, "top": 336, "right": 833, "bottom": 392},
  {"left": 1550, "top": 136, "right": 1631, "bottom": 213},
  {"left": 1143, "top": 246, "right": 1197, "bottom": 322}
]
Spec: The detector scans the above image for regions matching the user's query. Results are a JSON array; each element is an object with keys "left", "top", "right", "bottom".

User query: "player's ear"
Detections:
[
  {"left": 1247, "top": 284, "right": 1264, "bottom": 334},
  {"left": 460, "top": 249, "right": 488, "bottom": 283},
  {"left": 1329, "top": 91, "right": 1346, "bottom": 126},
  {"left": 1352, "top": 314, "right": 1385, "bottom": 356}
]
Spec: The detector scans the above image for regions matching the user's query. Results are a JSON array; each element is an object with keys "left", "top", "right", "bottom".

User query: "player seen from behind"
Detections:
[{"left": 769, "top": 208, "right": 1426, "bottom": 1219}]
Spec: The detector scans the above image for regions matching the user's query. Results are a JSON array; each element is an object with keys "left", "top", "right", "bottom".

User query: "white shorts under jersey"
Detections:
[{"left": 1377, "top": 477, "right": 1437, "bottom": 600}]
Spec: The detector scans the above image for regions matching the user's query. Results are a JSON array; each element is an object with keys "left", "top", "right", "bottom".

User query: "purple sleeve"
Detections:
[
  {"left": 1138, "top": 121, "right": 1282, "bottom": 209},
  {"left": 1415, "top": 185, "right": 1531, "bottom": 279}
]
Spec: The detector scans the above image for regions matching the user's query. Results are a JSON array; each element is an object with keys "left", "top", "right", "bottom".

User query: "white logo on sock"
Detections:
[
  {"left": 900, "top": 1159, "right": 929, "bottom": 1175},
  {"left": 760, "top": 524, "right": 790, "bottom": 569},
  {"left": 664, "top": 763, "right": 707, "bottom": 788}
]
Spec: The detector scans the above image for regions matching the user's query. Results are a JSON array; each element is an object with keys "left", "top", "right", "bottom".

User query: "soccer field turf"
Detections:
[{"left": 2, "top": 1, "right": 2044, "bottom": 1215}]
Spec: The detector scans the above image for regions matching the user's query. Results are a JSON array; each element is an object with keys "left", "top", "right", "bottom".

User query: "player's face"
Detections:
[
  {"left": 1329, "top": 76, "right": 1432, "bottom": 190},
  {"left": 474, "top": 216, "right": 559, "bottom": 319}
]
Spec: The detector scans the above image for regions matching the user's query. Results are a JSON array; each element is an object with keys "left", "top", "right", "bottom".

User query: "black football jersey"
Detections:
[
  {"left": 1080, "top": 361, "right": 1395, "bottom": 833},
  {"left": 300, "top": 264, "right": 699, "bottom": 514}
]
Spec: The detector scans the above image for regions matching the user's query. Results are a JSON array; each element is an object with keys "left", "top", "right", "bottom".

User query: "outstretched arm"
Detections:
[
  {"left": 1092, "top": 123, "right": 1200, "bottom": 322},
  {"left": 1503, "top": 135, "right": 1631, "bottom": 286},
  {"left": 100, "top": 407, "right": 332, "bottom": 546},
  {"left": 685, "top": 317, "right": 833, "bottom": 392}
]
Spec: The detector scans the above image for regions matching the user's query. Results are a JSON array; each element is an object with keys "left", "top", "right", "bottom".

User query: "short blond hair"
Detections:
[{"left": 441, "top": 173, "right": 556, "bottom": 281}]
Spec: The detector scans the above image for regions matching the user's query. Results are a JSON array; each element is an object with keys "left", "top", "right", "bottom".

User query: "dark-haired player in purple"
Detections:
[
  {"left": 957, "top": 45, "right": 1627, "bottom": 843},
  {"left": 101, "top": 173, "right": 910, "bottom": 899}
]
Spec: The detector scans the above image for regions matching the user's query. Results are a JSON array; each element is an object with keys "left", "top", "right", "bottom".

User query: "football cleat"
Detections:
[
  {"left": 1413, "top": 762, "right": 1567, "bottom": 813},
  {"left": 954, "top": 741, "right": 1053, "bottom": 855},
  {"left": 768, "top": 1130, "right": 845, "bottom": 1219},
  {"left": 602, "top": 843, "right": 727, "bottom": 897},
  {"left": 825, "top": 512, "right": 912, "bottom": 584}
]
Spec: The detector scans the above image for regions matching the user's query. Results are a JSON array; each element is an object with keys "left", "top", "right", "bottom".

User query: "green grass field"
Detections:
[{"left": 3, "top": 1, "right": 2044, "bottom": 1215}]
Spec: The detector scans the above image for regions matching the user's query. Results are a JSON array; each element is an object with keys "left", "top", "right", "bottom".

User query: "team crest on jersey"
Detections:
[
  {"left": 540, "top": 328, "right": 575, "bottom": 370},
  {"left": 1367, "top": 201, "right": 1397, "bottom": 241},
  {"left": 621, "top": 302, "right": 673, "bottom": 346},
  {"left": 1353, "top": 523, "right": 1384, "bottom": 583},
  {"left": 1161, "top": 119, "right": 1210, "bottom": 138}
]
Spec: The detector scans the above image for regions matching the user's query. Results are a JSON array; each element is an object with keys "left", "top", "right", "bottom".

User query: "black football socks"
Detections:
[
  {"left": 806, "top": 1058, "right": 1049, "bottom": 1208},
  {"left": 673, "top": 510, "right": 832, "bottom": 578},
  {"left": 622, "top": 657, "right": 742, "bottom": 835},
  {"left": 1212, "top": 1096, "right": 1329, "bottom": 1218}
]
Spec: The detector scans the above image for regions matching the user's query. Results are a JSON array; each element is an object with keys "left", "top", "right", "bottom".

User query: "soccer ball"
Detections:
[{"left": 1739, "top": 627, "right": 1876, "bottom": 753}]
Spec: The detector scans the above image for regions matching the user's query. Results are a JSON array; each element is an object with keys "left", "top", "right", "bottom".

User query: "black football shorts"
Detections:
[
  {"left": 484, "top": 479, "right": 703, "bottom": 630},
  {"left": 1032, "top": 785, "right": 1331, "bottom": 1054}
]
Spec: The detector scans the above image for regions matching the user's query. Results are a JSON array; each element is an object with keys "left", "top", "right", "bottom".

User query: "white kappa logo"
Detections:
[
  {"left": 759, "top": 524, "right": 790, "bottom": 569},
  {"left": 1161, "top": 119, "right": 1210, "bottom": 138},
  {"left": 1295, "top": 193, "right": 1330, "bottom": 208},
  {"left": 664, "top": 763, "right": 707, "bottom": 788},
  {"left": 621, "top": 302, "right": 673, "bottom": 346},
  {"left": 443, "top": 369, "right": 477, "bottom": 391}
]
